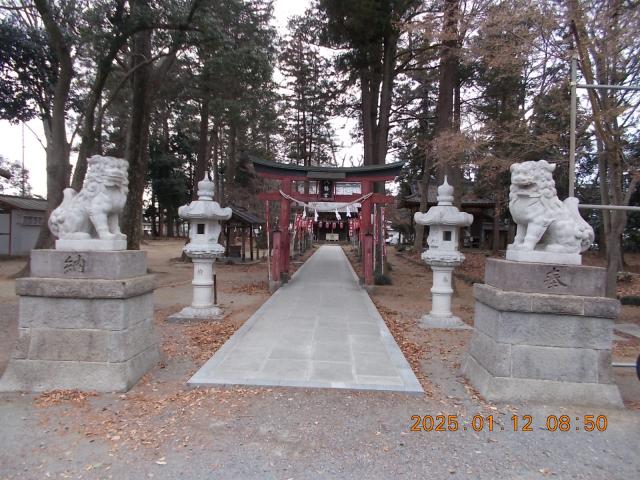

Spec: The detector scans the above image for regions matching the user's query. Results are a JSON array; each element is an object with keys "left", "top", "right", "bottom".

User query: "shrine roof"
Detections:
[
  {"left": 250, "top": 157, "right": 405, "bottom": 181},
  {"left": 402, "top": 182, "right": 494, "bottom": 208},
  {"left": 228, "top": 207, "right": 263, "bottom": 225},
  {"left": 0, "top": 194, "right": 47, "bottom": 211}
]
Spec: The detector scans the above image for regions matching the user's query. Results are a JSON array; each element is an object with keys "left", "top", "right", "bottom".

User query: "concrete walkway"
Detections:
[{"left": 189, "top": 245, "right": 423, "bottom": 393}]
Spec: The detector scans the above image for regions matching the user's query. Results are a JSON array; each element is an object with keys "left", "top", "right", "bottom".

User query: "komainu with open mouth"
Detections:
[
  {"left": 48, "top": 155, "right": 129, "bottom": 241},
  {"left": 508, "top": 160, "right": 593, "bottom": 254}
]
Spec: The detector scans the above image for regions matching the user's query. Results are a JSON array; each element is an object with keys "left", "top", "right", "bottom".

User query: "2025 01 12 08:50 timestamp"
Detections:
[{"left": 410, "top": 415, "right": 608, "bottom": 432}]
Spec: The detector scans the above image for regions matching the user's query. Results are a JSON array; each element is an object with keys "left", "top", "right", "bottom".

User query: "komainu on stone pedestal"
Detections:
[
  {"left": 0, "top": 157, "right": 160, "bottom": 392},
  {"left": 48, "top": 155, "right": 129, "bottom": 251},
  {"left": 0, "top": 250, "right": 159, "bottom": 393},
  {"left": 506, "top": 160, "right": 594, "bottom": 265}
]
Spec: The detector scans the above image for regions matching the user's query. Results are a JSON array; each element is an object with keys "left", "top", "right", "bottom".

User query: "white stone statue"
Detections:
[
  {"left": 48, "top": 155, "right": 129, "bottom": 250},
  {"left": 506, "top": 160, "right": 594, "bottom": 265}
]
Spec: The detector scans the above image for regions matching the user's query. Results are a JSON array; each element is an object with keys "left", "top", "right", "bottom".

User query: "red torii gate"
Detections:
[{"left": 252, "top": 157, "right": 404, "bottom": 288}]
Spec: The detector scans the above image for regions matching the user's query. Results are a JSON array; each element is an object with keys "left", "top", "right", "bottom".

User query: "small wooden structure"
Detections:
[
  {"left": 400, "top": 181, "right": 501, "bottom": 248},
  {"left": 0, "top": 194, "right": 47, "bottom": 256},
  {"left": 222, "top": 207, "right": 264, "bottom": 262}
]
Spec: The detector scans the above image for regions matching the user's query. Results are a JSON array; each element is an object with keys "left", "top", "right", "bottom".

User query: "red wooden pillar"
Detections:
[
  {"left": 271, "top": 229, "right": 281, "bottom": 286},
  {"left": 364, "top": 233, "right": 374, "bottom": 286},
  {"left": 279, "top": 179, "right": 292, "bottom": 280},
  {"left": 249, "top": 225, "right": 254, "bottom": 261},
  {"left": 360, "top": 180, "right": 373, "bottom": 261}
]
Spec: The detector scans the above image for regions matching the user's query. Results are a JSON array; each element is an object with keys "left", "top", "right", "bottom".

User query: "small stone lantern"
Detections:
[
  {"left": 414, "top": 177, "right": 473, "bottom": 329},
  {"left": 168, "top": 175, "right": 232, "bottom": 322}
]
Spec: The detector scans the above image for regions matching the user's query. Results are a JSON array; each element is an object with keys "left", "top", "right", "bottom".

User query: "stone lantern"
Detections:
[
  {"left": 414, "top": 177, "right": 473, "bottom": 329},
  {"left": 169, "top": 175, "right": 232, "bottom": 322}
]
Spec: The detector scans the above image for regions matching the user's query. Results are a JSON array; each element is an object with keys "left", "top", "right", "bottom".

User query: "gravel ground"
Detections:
[
  {"left": 0, "top": 241, "right": 639, "bottom": 479},
  {"left": 1, "top": 376, "right": 638, "bottom": 479}
]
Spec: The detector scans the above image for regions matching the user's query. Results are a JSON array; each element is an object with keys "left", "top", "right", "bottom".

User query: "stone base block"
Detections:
[
  {"left": 30, "top": 250, "right": 147, "bottom": 279},
  {"left": 419, "top": 314, "right": 471, "bottom": 330},
  {"left": 168, "top": 305, "right": 225, "bottom": 323},
  {"left": 461, "top": 355, "right": 623, "bottom": 407},
  {"left": 462, "top": 259, "right": 622, "bottom": 407},
  {"left": 56, "top": 238, "right": 127, "bottom": 251},
  {"left": 16, "top": 275, "right": 156, "bottom": 299},
  {"left": 506, "top": 249, "right": 581, "bottom": 265},
  {"left": 485, "top": 258, "right": 606, "bottom": 297},
  {"left": 0, "top": 249, "right": 160, "bottom": 393},
  {"left": 0, "top": 345, "right": 159, "bottom": 393}
]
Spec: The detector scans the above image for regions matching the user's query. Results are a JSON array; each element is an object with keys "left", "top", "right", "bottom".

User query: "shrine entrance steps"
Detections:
[{"left": 189, "top": 245, "right": 422, "bottom": 393}]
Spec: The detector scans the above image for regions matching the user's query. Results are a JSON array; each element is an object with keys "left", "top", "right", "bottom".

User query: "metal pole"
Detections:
[
  {"left": 578, "top": 83, "right": 640, "bottom": 91},
  {"left": 578, "top": 204, "right": 640, "bottom": 212},
  {"left": 21, "top": 122, "right": 26, "bottom": 196},
  {"left": 569, "top": 52, "right": 578, "bottom": 198}
]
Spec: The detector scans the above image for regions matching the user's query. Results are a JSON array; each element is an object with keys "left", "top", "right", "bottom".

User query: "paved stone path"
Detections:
[{"left": 189, "top": 245, "right": 422, "bottom": 393}]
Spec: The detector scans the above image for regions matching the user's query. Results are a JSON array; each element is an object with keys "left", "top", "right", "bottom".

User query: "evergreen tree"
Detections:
[
  {"left": 314, "top": 0, "right": 422, "bottom": 166},
  {"left": 279, "top": 16, "right": 338, "bottom": 168}
]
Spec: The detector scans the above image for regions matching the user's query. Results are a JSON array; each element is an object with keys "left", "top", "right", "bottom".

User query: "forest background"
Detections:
[{"left": 0, "top": 0, "right": 638, "bottom": 296}]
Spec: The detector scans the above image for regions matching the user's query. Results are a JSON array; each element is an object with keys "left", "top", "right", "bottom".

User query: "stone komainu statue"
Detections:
[
  {"left": 508, "top": 160, "right": 594, "bottom": 254},
  {"left": 48, "top": 155, "right": 129, "bottom": 240}
]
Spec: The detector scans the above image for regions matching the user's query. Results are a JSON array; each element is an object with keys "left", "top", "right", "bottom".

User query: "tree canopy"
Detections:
[{"left": 0, "top": 0, "right": 638, "bottom": 290}]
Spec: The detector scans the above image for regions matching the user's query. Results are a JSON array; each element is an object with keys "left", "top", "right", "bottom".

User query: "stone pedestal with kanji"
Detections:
[
  {"left": 0, "top": 250, "right": 158, "bottom": 392},
  {"left": 0, "top": 156, "right": 159, "bottom": 392},
  {"left": 462, "top": 259, "right": 622, "bottom": 406}
]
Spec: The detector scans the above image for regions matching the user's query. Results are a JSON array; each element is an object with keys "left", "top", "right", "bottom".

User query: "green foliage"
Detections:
[
  {"left": 279, "top": 15, "right": 338, "bottom": 166},
  {"left": 0, "top": 19, "right": 56, "bottom": 122},
  {"left": 0, "top": 155, "right": 32, "bottom": 196},
  {"left": 317, "top": 0, "right": 419, "bottom": 72}
]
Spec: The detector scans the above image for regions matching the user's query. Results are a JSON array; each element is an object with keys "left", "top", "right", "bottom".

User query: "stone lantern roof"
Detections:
[
  {"left": 415, "top": 177, "right": 474, "bottom": 227},
  {"left": 178, "top": 178, "right": 232, "bottom": 221}
]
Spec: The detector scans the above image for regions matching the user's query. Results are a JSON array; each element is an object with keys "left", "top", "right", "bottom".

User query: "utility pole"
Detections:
[{"left": 21, "top": 122, "right": 26, "bottom": 196}]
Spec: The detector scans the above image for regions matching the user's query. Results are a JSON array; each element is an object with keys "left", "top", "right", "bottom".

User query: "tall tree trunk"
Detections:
[
  {"left": 569, "top": 0, "right": 627, "bottom": 297},
  {"left": 596, "top": 139, "right": 610, "bottom": 256},
  {"left": 167, "top": 210, "right": 174, "bottom": 238},
  {"left": 414, "top": 150, "right": 430, "bottom": 249},
  {"left": 361, "top": 71, "right": 374, "bottom": 166},
  {"left": 434, "top": 0, "right": 461, "bottom": 202},
  {"left": 150, "top": 193, "right": 157, "bottom": 237},
  {"left": 227, "top": 122, "right": 237, "bottom": 184},
  {"left": 194, "top": 97, "right": 210, "bottom": 197},
  {"left": 33, "top": 0, "right": 73, "bottom": 251},
  {"left": 375, "top": 32, "right": 398, "bottom": 166},
  {"left": 212, "top": 121, "right": 220, "bottom": 199},
  {"left": 492, "top": 194, "right": 502, "bottom": 253},
  {"left": 122, "top": 1, "right": 153, "bottom": 250}
]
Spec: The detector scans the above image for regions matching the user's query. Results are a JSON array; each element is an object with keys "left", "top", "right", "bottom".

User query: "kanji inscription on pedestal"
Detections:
[{"left": 63, "top": 254, "right": 86, "bottom": 274}]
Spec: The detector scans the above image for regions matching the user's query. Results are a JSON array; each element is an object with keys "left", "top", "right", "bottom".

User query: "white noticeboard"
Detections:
[{"left": 326, "top": 233, "right": 339, "bottom": 242}]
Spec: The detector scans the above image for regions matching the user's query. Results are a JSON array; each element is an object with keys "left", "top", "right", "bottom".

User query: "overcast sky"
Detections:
[{"left": 0, "top": 0, "right": 316, "bottom": 197}]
